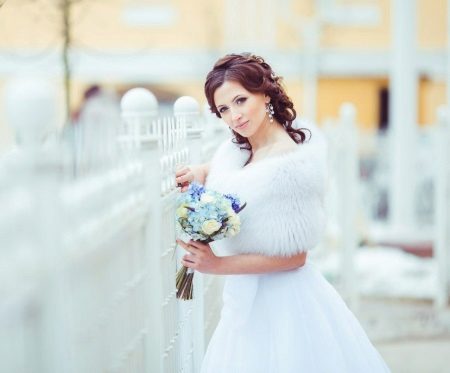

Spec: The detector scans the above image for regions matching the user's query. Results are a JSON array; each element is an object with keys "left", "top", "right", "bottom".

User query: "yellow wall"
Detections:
[
  {"left": 316, "top": 77, "right": 447, "bottom": 129},
  {"left": 0, "top": 0, "right": 222, "bottom": 50},
  {"left": 0, "top": 0, "right": 447, "bottom": 51},
  {"left": 321, "top": 0, "right": 391, "bottom": 49},
  {"left": 417, "top": 0, "right": 447, "bottom": 49},
  {"left": 317, "top": 78, "right": 387, "bottom": 131}
]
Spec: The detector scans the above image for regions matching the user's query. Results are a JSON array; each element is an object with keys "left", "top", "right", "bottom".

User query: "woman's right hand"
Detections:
[
  {"left": 175, "top": 165, "right": 194, "bottom": 192},
  {"left": 176, "top": 163, "right": 209, "bottom": 192},
  {"left": 175, "top": 165, "right": 196, "bottom": 192}
]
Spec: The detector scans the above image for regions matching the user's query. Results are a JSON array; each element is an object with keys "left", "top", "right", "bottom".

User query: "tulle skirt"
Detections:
[{"left": 201, "top": 262, "right": 390, "bottom": 373}]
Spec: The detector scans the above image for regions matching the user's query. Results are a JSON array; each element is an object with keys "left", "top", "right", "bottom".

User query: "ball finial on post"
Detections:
[
  {"left": 4, "top": 77, "right": 58, "bottom": 149},
  {"left": 339, "top": 102, "right": 357, "bottom": 127},
  {"left": 120, "top": 88, "right": 158, "bottom": 118},
  {"left": 120, "top": 87, "right": 159, "bottom": 143},
  {"left": 174, "top": 96, "right": 200, "bottom": 129}
]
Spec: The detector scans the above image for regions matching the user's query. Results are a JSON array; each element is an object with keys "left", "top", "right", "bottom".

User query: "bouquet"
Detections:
[{"left": 175, "top": 182, "right": 246, "bottom": 300}]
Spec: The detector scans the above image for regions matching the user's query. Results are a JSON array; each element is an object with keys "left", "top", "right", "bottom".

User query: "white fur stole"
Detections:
[{"left": 205, "top": 128, "right": 328, "bottom": 258}]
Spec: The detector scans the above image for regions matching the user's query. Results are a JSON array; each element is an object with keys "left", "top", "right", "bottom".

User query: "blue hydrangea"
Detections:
[
  {"left": 175, "top": 182, "right": 246, "bottom": 242},
  {"left": 224, "top": 194, "right": 241, "bottom": 213},
  {"left": 188, "top": 182, "right": 205, "bottom": 200}
]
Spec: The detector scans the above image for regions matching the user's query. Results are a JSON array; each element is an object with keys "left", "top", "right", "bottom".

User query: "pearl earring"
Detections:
[{"left": 266, "top": 103, "right": 274, "bottom": 123}]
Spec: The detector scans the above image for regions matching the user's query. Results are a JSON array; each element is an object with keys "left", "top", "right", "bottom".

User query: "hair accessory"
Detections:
[{"left": 266, "top": 103, "right": 274, "bottom": 123}]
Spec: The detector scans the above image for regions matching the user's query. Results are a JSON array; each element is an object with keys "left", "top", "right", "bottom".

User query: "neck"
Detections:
[{"left": 248, "top": 118, "right": 285, "bottom": 151}]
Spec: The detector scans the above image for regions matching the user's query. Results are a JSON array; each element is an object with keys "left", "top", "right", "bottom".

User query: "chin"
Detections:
[
  {"left": 236, "top": 127, "right": 254, "bottom": 138},
  {"left": 235, "top": 130, "right": 251, "bottom": 138}
]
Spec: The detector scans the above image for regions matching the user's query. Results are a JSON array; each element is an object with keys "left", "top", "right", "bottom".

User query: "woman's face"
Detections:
[{"left": 213, "top": 80, "right": 269, "bottom": 137}]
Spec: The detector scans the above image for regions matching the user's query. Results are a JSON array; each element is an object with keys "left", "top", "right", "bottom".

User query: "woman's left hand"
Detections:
[{"left": 176, "top": 239, "right": 221, "bottom": 274}]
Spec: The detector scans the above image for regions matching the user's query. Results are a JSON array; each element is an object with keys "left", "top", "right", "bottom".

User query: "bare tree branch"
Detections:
[{"left": 60, "top": 0, "right": 72, "bottom": 123}]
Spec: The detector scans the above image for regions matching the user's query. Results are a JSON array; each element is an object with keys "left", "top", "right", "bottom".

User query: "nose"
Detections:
[{"left": 230, "top": 108, "right": 242, "bottom": 121}]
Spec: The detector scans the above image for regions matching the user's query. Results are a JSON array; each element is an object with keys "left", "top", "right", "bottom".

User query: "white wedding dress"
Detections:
[{"left": 202, "top": 130, "right": 390, "bottom": 373}]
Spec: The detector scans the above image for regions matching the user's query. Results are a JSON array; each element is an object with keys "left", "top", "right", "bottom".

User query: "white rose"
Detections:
[
  {"left": 200, "top": 194, "right": 215, "bottom": 203},
  {"left": 226, "top": 206, "right": 235, "bottom": 215},
  {"left": 227, "top": 213, "right": 240, "bottom": 227},
  {"left": 176, "top": 205, "right": 188, "bottom": 218},
  {"left": 228, "top": 227, "right": 239, "bottom": 236},
  {"left": 202, "top": 219, "right": 221, "bottom": 235}
]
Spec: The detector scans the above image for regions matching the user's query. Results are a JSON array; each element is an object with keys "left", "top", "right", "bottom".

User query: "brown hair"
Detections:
[{"left": 204, "top": 53, "right": 310, "bottom": 150}]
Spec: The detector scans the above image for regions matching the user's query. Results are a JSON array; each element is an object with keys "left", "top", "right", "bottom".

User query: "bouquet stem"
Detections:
[
  {"left": 176, "top": 265, "right": 194, "bottom": 300},
  {"left": 175, "top": 239, "right": 211, "bottom": 301}
]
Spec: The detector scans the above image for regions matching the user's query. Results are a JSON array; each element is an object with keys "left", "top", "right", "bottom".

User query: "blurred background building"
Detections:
[
  {"left": 0, "top": 0, "right": 447, "bottom": 142},
  {"left": 0, "top": 1, "right": 449, "bottom": 372}
]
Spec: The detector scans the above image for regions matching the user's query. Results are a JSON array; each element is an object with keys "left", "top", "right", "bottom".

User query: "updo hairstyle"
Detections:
[{"left": 204, "top": 53, "right": 310, "bottom": 150}]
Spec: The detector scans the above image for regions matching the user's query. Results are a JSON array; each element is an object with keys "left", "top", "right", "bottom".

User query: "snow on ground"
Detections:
[
  {"left": 310, "top": 245, "right": 437, "bottom": 299},
  {"left": 311, "top": 245, "right": 450, "bottom": 353}
]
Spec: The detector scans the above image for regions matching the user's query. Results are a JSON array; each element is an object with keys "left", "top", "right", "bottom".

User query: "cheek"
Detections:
[
  {"left": 248, "top": 103, "right": 265, "bottom": 120},
  {"left": 220, "top": 113, "right": 232, "bottom": 126}
]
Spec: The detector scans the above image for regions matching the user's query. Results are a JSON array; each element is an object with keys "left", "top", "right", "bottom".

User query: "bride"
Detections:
[{"left": 175, "top": 53, "right": 390, "bottom": 373}]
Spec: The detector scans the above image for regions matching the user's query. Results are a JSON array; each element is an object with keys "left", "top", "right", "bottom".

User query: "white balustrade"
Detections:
[
  {"left": 4, "top": 77, "right": 58, "bottom": 149},
  {"left": 322, "top": 101, "right": 450, "bottom": 309},
  {"left": 0, "top": 80, "right": 226, "bottom": 373},
  {"left": 389, "top": 0, "right": 419, "bottom": 236},
  {"left": 434, "top": 106, "right": 450, "bottom": 308},
  {"left": 337, "top": 103, "right": 359, "bottom": 309},
  {"left": 174, "top": 96, "right": 205, "bottom": 373}
]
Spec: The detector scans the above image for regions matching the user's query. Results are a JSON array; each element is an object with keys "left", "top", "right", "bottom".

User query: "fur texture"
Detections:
[{"left": 205, "top": 128, "right": 328, "bottom": 258}]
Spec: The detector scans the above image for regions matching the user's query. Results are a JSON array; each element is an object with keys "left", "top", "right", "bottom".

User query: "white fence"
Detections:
[
  {"left": 322, "top": 102, "right": 450, "bottom": 309},
  {"left": 0, "top": 80, "right": 227, "bottom": 373}
]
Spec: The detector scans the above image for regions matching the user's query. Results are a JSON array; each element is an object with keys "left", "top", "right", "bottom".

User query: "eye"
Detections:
[
  {"left": 218, "top": 106, "right": 228, "bottom": 114},
  {"left": 236, "top": 97, "right": 247, "bottom": 105}
]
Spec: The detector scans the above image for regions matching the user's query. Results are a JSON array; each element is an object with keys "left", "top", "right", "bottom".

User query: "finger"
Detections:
[
  {"left": 181, "top": 259, "right": 195, "bottom": 268},
  {"left": 177, "top": 182, "right": 189, "bottom": 190},
  {"left": 176, "top": 240, "right": 200, "bottom": 255},
  {"left": 176, "top": 239, "right": 190, "bottom": 251},
  {"left": 175, "top": 168, "right": 189, "bottom": 177},
  {"left": 175, "top": 173, "right": 192, "bottom": 185},
  {"left": 183, "top": 254, "right": 196, "bottom": 263},
  {"left": 175, "top": 164, "right": 188, "bottom": 172},
  {"left": 188, "top": 240, "right": 207, "bottom": 251},
  {"left": 175, "top": 164, "right": 190, "bottom": 175}
]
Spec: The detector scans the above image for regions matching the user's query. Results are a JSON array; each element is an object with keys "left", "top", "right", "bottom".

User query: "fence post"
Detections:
[
  {"left": 4, "top": 77, "right": 58, "bottom": 150},
  {"left": 338, "top": 103, "right": 359, "bottom": 310},
  {"left": 5, "top": 77, "right": 70, "bottom": 373},
  {"left": 434, "top": 105, "right": 450, "bottom": 309},
  {"left": 174, "top": 96, "right": 205, "bottom": 372},
  {"left": 121, "top": 88, "right": 163, "bottom": 372},
  {"left": 120, "top": 88, "right": 158, "bottom": 144},
  {"left": 175, "top": 96, "right": 203, "bottom": 162}
]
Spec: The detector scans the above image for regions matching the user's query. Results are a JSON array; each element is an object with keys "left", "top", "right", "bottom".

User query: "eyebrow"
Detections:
[{"left": 217, "top": 94, "right": 243, "bottom": 108}]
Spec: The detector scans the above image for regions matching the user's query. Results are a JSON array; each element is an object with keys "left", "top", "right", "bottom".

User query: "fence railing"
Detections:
[
  {"left": 434, "top": 106, "right": 450, "bottom": 309},
  {"left": 0, "top": 79, "right": 227, "bottom": 373}
]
